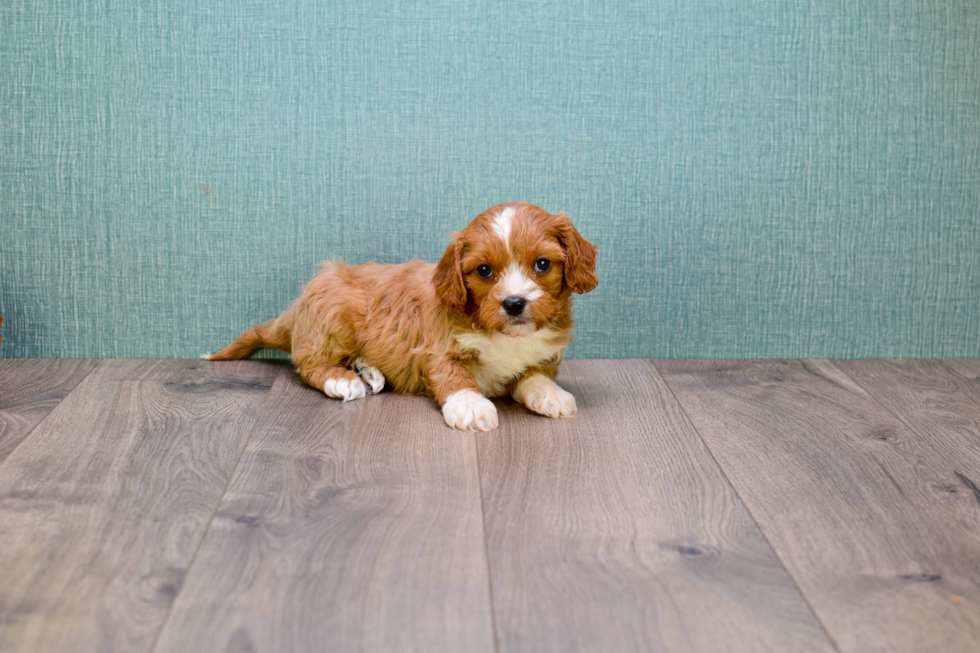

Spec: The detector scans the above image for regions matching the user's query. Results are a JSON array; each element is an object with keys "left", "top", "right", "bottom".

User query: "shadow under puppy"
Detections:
[{"left": 205, "top": 202, "right": 598, "bottom": 431}]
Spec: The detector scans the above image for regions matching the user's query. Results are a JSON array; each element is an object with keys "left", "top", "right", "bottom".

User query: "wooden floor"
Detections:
[{"left": 0, "top": 359, "right": 978, "bottom": 653}]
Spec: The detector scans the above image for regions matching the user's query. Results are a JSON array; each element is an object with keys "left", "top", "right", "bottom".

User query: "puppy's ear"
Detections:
[
  {"left": 434, "top": 235, "right": 468, "bottom": 312},
  {"left": 556, "top": 214, "right": 598, "bottom": 294}
]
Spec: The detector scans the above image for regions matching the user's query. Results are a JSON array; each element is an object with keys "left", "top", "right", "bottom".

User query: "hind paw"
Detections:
[{"left": 352, "top": 358, "right": 385, "bottom": 394}]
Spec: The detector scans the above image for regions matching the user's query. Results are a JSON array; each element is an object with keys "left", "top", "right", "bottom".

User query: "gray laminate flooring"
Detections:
[{"left": 0, "top": 358, "right": 978, "bottom": 653}]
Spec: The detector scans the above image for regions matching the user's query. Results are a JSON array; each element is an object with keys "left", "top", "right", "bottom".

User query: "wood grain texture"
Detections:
[
  {"left": 0, "top": 359, "right": 281, "bottom": 653},
  {"left": 153, "top": 370, "right": 495, "bottom": 653},
  {"left": 940, "top": 358, "right": 980, "bottom": 380},
  {"left": 836, "top": 360, "right": 980, "bottom": 456},
  {"left": 477, "top": 359, "right": 835, "bottom": 653},
  {"left": 657, "top": 359, "right": 980, "bottom": 653},
  {"left": 0, "top": 358, "right": 100, "bottom": 465},
  {"left": 835, "top": 358, "right": 980, "bottom": 529}
]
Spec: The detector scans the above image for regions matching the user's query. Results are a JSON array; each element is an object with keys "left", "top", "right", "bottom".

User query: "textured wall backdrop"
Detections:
[{"left": 1, "top": 0, "right": 978, "bottom": 359}]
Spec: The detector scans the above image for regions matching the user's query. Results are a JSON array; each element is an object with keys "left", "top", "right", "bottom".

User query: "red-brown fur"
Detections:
[{"left": 208, "top": 202, "right": 597, "bottom": 423}]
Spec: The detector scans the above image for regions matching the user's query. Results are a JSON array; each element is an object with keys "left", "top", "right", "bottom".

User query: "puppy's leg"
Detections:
[
  {"left": 300, "top": 364, "right": 367, "bottom": 402},
  {"left": 512, "top": 371, "right": 576, "bottom": 418},
  {"left": 428, "top": 360, "right": 498, "bottom": 432},
  {"left": 289, "top": 287, "right": 366, "bottom": 402}
]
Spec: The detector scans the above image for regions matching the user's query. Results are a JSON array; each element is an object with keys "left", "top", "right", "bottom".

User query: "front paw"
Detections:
[
  {"left": 442, "top": 390, "right": 499, "bottom": 431},
  {"left": 323, "top": 376, "right": 367, "bottom": 402},
  {"left": 520, "top": 378, "right": 577, "bottom": 418}
]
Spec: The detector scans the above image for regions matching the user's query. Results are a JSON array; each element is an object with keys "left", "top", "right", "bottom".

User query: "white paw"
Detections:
[
  {"left": 516, "top": 376, "right": 577, "bottom": 418},
  {"left": 352, "top": 357, "right": 385, "bottom": 394},
  {"left": 324, "top": 376, "right": 367, "bottom": 402},
  {"left": 200, "top": 353, "right": 213, "bottom": 360},
  {"left": 442, "top": 390, "right": 499, "bottom": 432}
]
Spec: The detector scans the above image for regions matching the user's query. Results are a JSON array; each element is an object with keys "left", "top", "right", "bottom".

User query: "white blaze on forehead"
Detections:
[
  {"left": 498, "top": 261, "right": 544, "bottom": 300},
  {"left": 492, "top": 206, "right": 516, "bottom": 248}
]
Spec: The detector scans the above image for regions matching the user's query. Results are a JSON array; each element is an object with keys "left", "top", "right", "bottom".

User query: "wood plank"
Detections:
[
  {"left": 0, "top": 359, "right": 281, "bottom": 653},
  {"left": 153, "top": 369, "right": 495, "bottom": 653},
  {"left": 0, "top": 359, "right": 100, "bottom": 466},
  {"left": 657, "top": 359, "right": 980, "bottom": 653},
  {"left": 477, "top": 359, "right": 835, "bottom": 653}
]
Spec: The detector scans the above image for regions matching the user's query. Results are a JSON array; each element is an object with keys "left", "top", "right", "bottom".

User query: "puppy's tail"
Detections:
[{"left": 203, "top": 313, "right": 292, "bottom": 361}]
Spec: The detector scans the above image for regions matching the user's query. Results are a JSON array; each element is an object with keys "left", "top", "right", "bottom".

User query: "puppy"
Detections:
[{"left": 204, "top": 202, "right": 598, "bottom": 431}]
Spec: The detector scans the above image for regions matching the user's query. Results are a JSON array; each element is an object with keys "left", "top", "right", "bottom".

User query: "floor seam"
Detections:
[
  {"left": 936, "top": 358, "right": 980, "bottom": 392},
  {"left": 146, "top": 361, "right": 284, "bottom": 653},
  {"left": 649, "top": 358, "right": 844, "bottom": 653},
  {"left": 473, "top": 432, "right": 502, "bottom": 653},
  {"left": 827, "top": 360, "right": 928, "bottom": 449},
  {"left": 832, "top": 359, "right": 980, "bottom": 488},
  {"left": 0, "top": 358, "right": 105, "bottom": 477}
]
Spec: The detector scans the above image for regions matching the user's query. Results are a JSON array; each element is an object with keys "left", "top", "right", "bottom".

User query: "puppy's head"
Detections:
[{"left": 434, "top": 203, "right": 598, "bottom": 335}]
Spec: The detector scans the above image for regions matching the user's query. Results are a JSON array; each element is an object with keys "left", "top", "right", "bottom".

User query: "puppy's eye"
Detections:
[
  {"left": 476, "top": 264, "right": 493, "bottom": 278},
  {"left": 535, "top": 258, "right": 551, "bottom": 273}
]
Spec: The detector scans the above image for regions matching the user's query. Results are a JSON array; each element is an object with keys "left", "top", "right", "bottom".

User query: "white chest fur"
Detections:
[{"left": 453, "top": 327, "right": 567, "bottom": 397}]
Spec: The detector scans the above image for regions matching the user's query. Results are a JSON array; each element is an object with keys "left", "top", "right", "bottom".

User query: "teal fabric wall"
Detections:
[{"left": 2, "top": 0, "right": 978, "bottom": 359}]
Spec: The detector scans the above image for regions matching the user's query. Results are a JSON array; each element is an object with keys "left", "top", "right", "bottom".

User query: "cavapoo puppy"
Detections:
[{"left": 204, "top": 202, "right": 598, "bottom": 431}]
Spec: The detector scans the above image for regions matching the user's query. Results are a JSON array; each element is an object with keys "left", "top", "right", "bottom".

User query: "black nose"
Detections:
[{"left": 502, "top": 296, "right": 527, "bottom": 316}]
